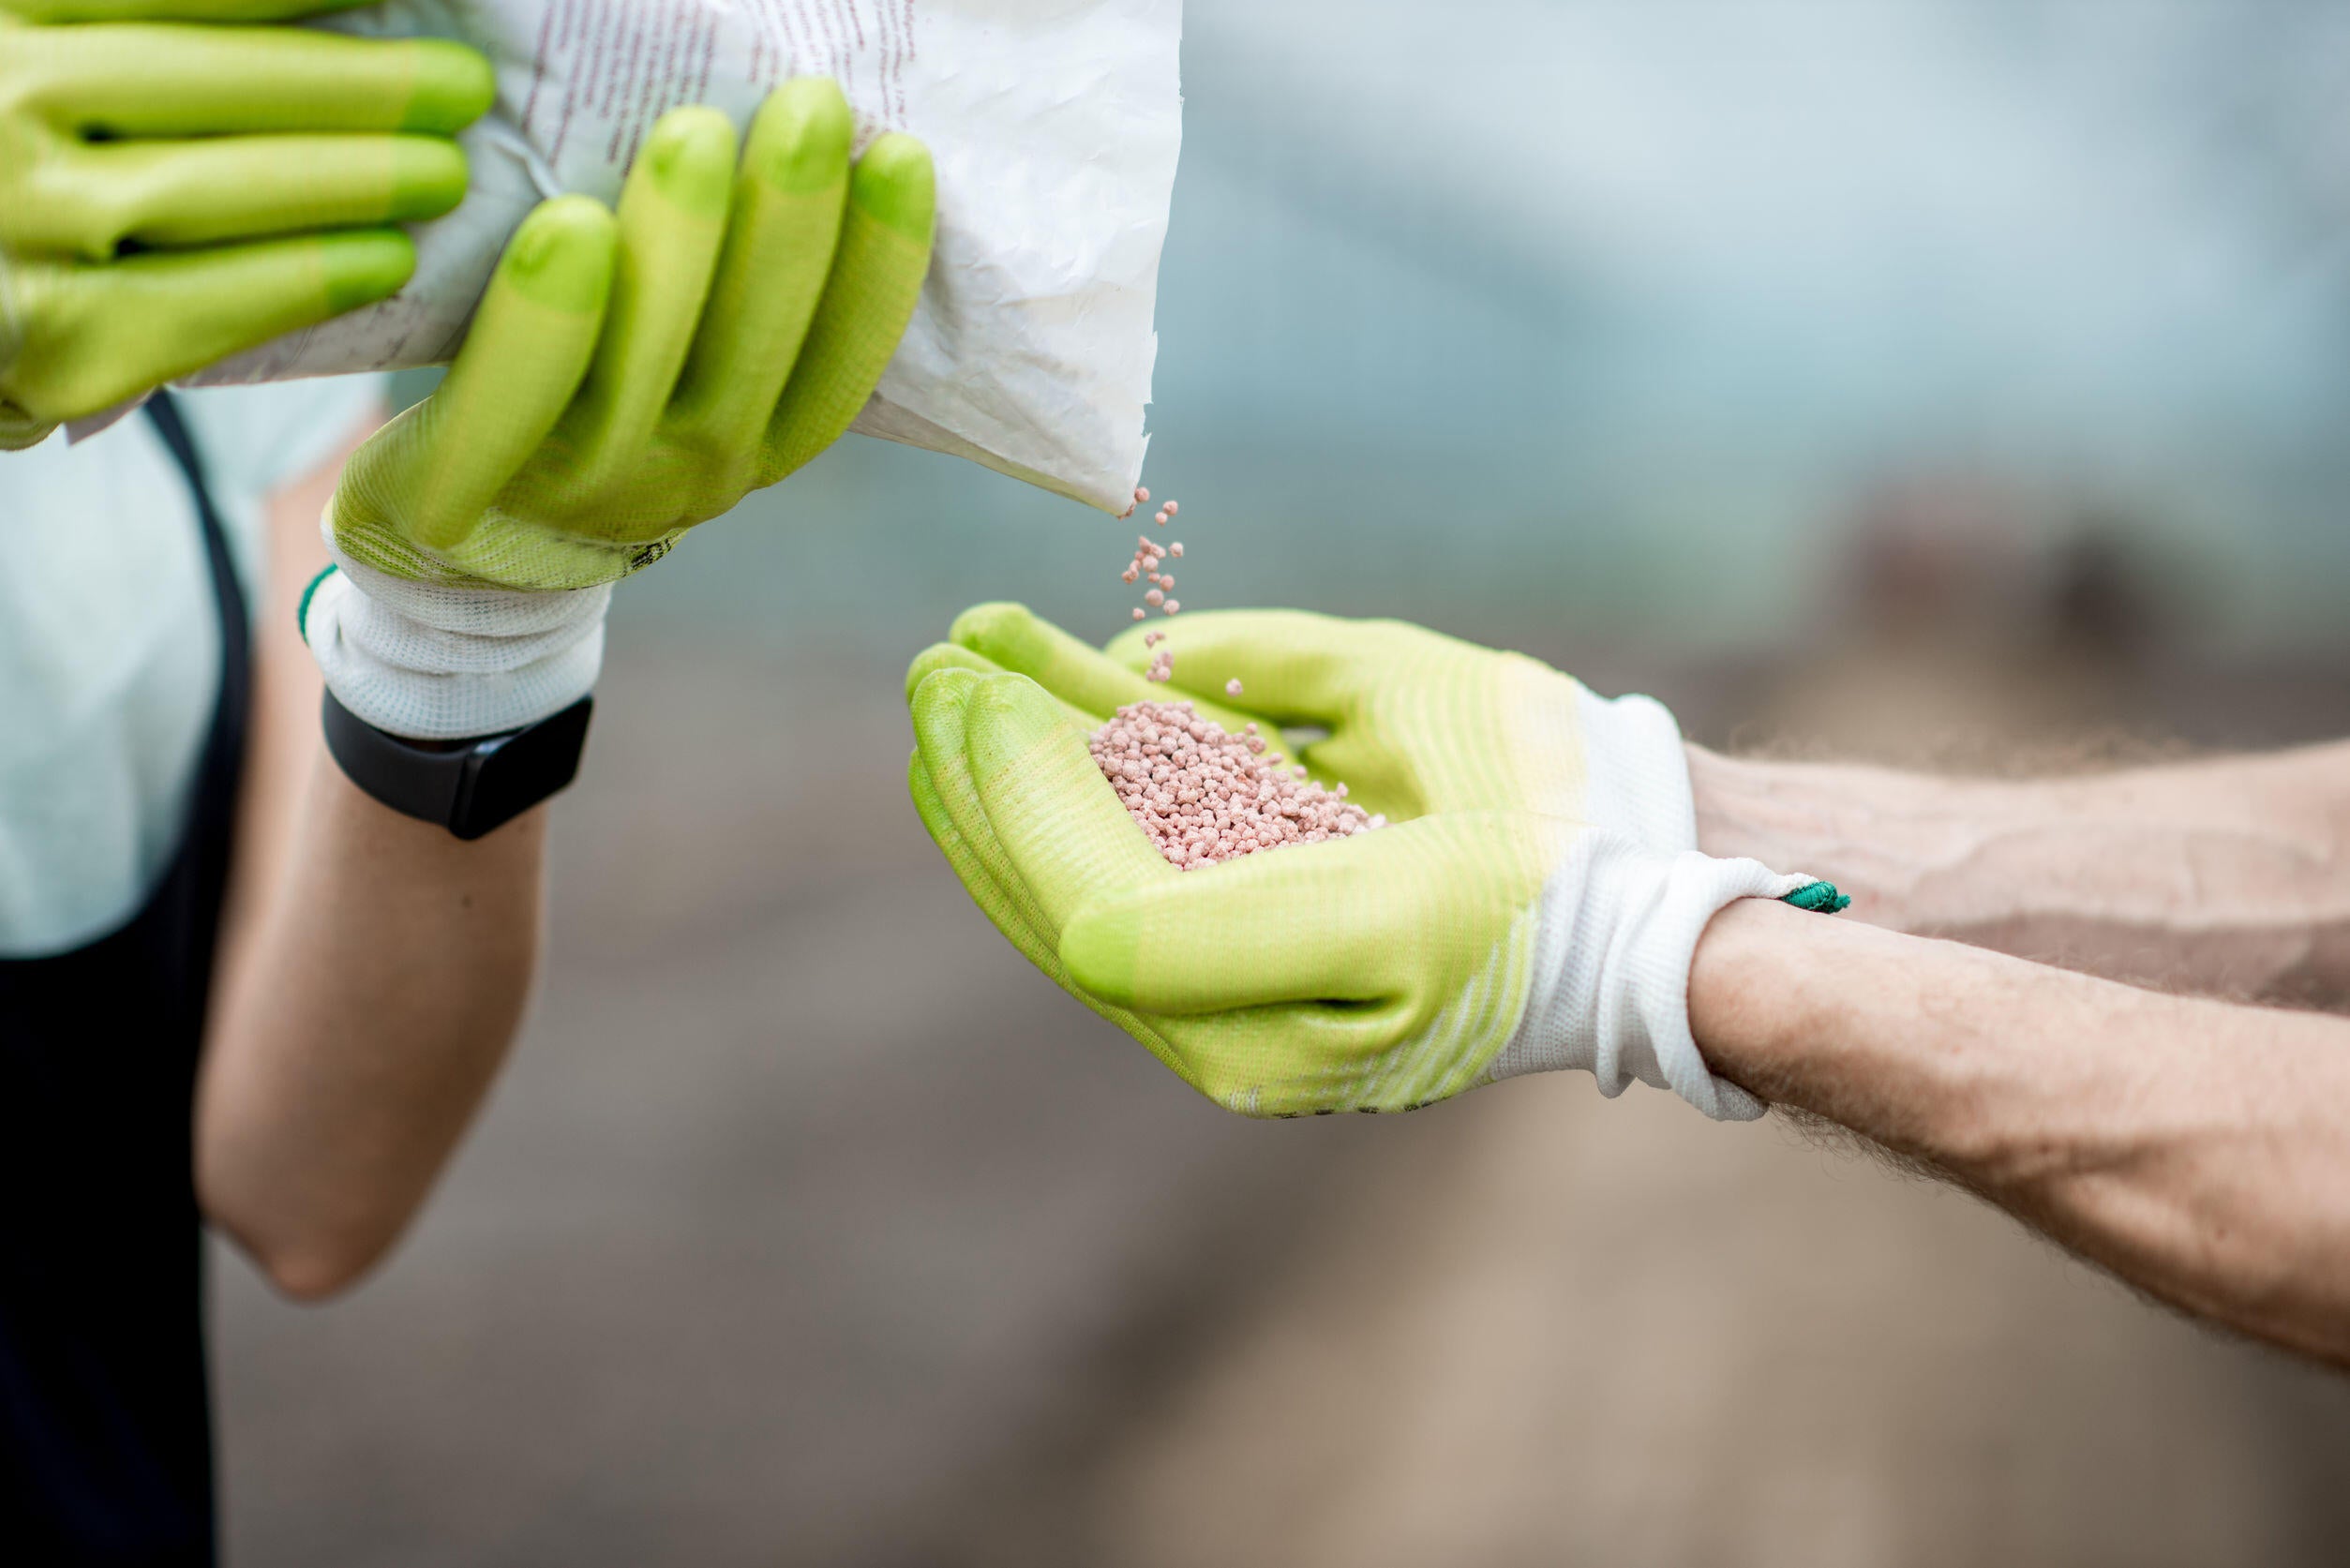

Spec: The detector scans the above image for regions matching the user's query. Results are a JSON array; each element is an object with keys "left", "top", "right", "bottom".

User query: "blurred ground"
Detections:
[{"left": 213, "top": 602, "right": 2350, "bottom": 1566}]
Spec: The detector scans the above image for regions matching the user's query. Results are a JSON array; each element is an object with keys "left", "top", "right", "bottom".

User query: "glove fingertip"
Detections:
[
  {"left": 400, "top": 41, "right": 499, "bottom": 135},
  {"left": 498, "top": 197, "right": 618, "bottom": 314},
  {"left": 907, "top": 664, "right": 983, "bottom": 758},
  {"left": 317, "top": 229, "right": 417, "bottom": 316},
  {"left": 905, "top": 642, "right": 997, "bottom": 705},
  {"left": 638, "top": 106, "right": 740, "bottom": 219},
  {"left": 748, "top": 77, "right": 854, "bottom": 195},
  {"left": 1060, "top": 897, "right": 1144, "bottom": 1006},
  {"left": 386, "top": 136, "right": 473, "bottom": 224},
  {"left": 948, "top": 600, "right": 1039, "bottom": 658},
  {"left": 962, "top": 666, "right": 1073, "bottom": 757},
  {"left": 849, "top": 132, "right": 936, "bottom": 246}
]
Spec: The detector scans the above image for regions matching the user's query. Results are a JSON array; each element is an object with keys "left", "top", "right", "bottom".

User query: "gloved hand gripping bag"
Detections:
[{"left": 182, "top": 0, "right": 1182, "bottom": 514}]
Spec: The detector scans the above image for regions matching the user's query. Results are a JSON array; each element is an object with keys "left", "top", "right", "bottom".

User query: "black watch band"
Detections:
[{"left": 320, "top": 689, "right": 594, "bottom": 841}]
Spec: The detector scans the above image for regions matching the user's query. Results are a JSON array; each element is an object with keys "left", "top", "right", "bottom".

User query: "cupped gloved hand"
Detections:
[
  {"left": 0, "top": 0, "right": 493, "bottom": 446},
  {"left": 914, "top": 603, "right": 1710, "bottom": 852},
  {"left": 303, "top": 78, "right": 934, "bottom": 739},
  {"left": 906, "top": 606, "right": 1848, "bottom": 1119}
]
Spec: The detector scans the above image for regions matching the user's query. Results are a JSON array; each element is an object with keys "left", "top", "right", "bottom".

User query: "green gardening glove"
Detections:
[
  {"left": 906, "top": 608, "right": 1847, "bottom": 1120},
  {"left": 0, "top": 0, "right": 492, "bottom": 446},
  {"left": 300, "top": 79, "right": 934, "bottom": 744},
  {"left": 325, "top": 77, "right": 935, "bottom": 593}
]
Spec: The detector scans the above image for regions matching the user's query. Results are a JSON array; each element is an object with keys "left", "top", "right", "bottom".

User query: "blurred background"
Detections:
[{"left": 216, "top": 1, "right": 2350, "bottom": 1562}]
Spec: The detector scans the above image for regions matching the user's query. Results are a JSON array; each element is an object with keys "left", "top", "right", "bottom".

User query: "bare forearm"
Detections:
[
  {"left": 198, "top": 753, "right": 545, "bottom": 1298},
  {"left": 1691, "top": 899, "right": 2350, "bottom": 1365},
  {"left": 1689, "top": 741, "right": 2350, "bottom": 1001}
]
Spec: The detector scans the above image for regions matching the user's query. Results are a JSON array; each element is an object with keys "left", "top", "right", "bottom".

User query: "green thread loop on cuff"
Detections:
[
  {"left": 295, "top": 562, "right": 339, "bottom": 646},
  {"left": 1780, "top": 879, "right": 1851, "bottom": 914}
]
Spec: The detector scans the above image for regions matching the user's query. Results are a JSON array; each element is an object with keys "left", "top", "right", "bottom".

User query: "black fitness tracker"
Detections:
[{"left": 320, "top": 689, "right": 593, "bottom": 841}]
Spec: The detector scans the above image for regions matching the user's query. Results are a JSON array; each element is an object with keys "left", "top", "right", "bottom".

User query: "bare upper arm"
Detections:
[{"left": 213, "top": 401, "right": 389, "bottom": 977}]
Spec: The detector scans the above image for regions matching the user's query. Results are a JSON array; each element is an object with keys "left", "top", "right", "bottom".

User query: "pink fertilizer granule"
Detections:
[
  {"left": 1102, "top": 487, "right": 1332, "bottom": 867},
  {"left": 1091, "top": 701, "right": 1384, "bottom": 870}
]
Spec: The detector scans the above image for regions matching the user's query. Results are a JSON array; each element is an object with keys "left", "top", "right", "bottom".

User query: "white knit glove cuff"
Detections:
[
  {"left": 302, "top": 528, "right": 611, "bottom": 740},
  {"left": 1571, "top": 686, "right": 1701, "bottom": 854},
  {"left": 1491, "top": 832, "right": 1814, "bottom": 1122}
]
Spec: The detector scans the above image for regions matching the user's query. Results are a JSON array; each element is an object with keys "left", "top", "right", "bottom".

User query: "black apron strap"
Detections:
[
  {"left": 145, "top": 393, "right": 253, "bottom": 736},
  {"left": 0, "top": 391, "right": 252, "bottom": 1565}
]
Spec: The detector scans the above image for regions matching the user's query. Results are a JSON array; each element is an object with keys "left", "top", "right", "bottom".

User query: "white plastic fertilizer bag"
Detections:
[{"left": 186, "top": 0, "right": 1183, "bottom": 514}]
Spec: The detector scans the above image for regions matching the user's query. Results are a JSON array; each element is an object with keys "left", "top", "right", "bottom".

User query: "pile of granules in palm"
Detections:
[{"left": 1091, "top": 700, "right": 1385, "bottom": 870}]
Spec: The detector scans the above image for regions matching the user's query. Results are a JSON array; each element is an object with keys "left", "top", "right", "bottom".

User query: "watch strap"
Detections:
[{"left": 321, "top": 688, "right": 592, "bottom": 841}]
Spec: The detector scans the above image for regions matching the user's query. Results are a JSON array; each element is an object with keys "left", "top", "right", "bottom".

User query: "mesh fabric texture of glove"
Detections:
[
  {"left": 905, "top": 607, "right": 1843, "bottom": 1120},
  {"left": 0, "top": 0, "right": 490, "bottom": 446}
]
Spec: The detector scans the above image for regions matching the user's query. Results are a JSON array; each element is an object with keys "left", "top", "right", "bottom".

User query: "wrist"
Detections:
[
  {"left": 301, "top": 539, "right": 612, "bottom": 740},
  {"left": 1685, "top": 896, "right": 1824, "bottom": 1108},
  {"left": 1501, "top": 832, "right": 1824, "bottom": 1122},
  {"left": 320, "top": 684, "right": 593, "bottom": 841},
  {"left": 1689, "top": 898, "right": 2034, "bottom": 1170}
]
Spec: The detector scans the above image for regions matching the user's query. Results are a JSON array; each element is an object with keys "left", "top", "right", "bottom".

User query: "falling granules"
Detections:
[
  {"left": 1119, "top": 486, "right": 1188, "bottom": 679},
  {"left": 1091, "top": 701, "right": 1385, "bottom": 871},
  {"left": 1097, "top": 486, "right": 1372, "bottom": 869},
  {"left": 1126, "top": 534, "right": 1178, "bottom": 617}
]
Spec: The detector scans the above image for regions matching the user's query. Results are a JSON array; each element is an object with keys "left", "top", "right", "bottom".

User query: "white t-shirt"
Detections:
[{"left": 0, "top": 378, "right": 387, "bottom": 958}]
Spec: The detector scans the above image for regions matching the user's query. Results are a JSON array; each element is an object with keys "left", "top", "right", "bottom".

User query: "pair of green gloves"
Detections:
[
  {"left": 3, "top": 0, "right": 933, "bottom": 603},
  {"left": 906, "top": 605, "right": 1844, "bottom": 1121}
]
